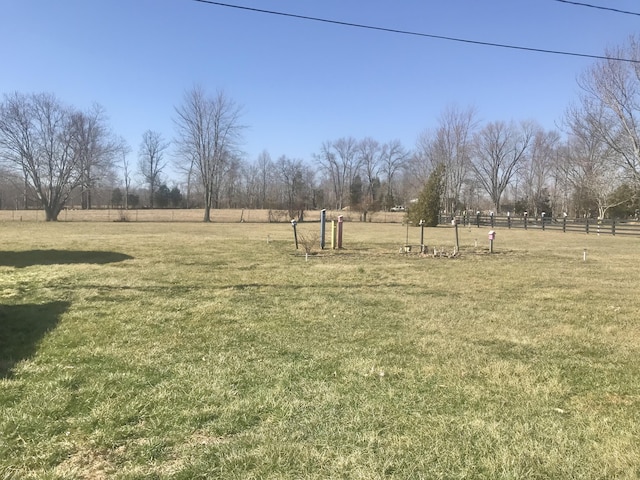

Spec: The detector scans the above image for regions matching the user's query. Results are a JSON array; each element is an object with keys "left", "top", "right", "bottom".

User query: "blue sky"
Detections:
[{"left": 2, "top": 0, "right": 638, "bottom": 174}]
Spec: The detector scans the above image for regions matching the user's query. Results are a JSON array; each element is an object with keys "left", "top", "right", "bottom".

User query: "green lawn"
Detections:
[{"left": 1, "top": 221, "right": 639, "bottom": 479}]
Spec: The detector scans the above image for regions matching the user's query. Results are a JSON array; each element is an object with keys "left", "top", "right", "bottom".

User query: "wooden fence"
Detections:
[{"left": 442, "top": 213, "right": 640, "bottom": 237}]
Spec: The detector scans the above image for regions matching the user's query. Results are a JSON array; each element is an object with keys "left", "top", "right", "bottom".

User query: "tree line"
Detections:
[{"left": 1, "top": 36, "right": 639, "bottom": 221}]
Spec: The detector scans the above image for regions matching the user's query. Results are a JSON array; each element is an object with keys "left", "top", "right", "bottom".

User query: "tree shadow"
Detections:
[
  {"left": 0, "top": 250, "right": 133, "bottom": 268},
  {"left": 0, "top": 301, "right": 70, "bottom": 379}
]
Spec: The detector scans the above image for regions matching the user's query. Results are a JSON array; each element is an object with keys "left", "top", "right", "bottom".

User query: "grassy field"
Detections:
[{"left": 0, "top": 221, "right": 639, "bottom": 479}]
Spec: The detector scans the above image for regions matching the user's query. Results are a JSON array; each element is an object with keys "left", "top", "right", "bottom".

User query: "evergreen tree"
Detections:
[
  {"left": 154, "top": 184, "right": 171, "bottom": 208},
  {"left": 407, "top": 163, "right": 446, "bottom": 227},
  {"left": 111, "top": 188, "right": 123, "bottom": 208},
  {"left": 169, "top": 186, "right": 183, "bottom": 208}
]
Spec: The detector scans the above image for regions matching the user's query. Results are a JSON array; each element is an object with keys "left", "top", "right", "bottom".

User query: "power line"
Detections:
[
  {"left": 552, "top": 0, "right": 640, "bottom": 17},
  {"left": 191, "top": 0, "right": 640, "bottom": 64}
]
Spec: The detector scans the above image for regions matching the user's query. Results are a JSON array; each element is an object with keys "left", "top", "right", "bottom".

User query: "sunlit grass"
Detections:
[{"left": 0, "top": 220, "right": 639, "bottom": 478}]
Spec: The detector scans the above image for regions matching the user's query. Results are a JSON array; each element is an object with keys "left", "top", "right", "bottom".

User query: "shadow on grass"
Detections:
[
  {"left": 0, "top": 301, "right": 70, "bottom": 379},
  {"left": 0, "top": 250, "right": 133, "bottom": 268}
]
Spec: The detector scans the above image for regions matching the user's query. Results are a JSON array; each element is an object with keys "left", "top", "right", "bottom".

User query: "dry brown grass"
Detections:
[{"left": 1, "top": 222, "right": 639, "bottom": 478}]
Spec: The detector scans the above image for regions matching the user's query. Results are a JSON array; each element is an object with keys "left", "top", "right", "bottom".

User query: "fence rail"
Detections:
[{"left": 441, "top": 213, "right": 640, "bottom": 237}]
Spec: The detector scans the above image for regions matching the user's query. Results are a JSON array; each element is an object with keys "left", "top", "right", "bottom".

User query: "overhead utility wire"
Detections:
[
  {"left": 552, "top": 0, "right": 640, "bottom": 17},
  {"left": 192, "top": 0, "right": 640, "bottom": 64}
]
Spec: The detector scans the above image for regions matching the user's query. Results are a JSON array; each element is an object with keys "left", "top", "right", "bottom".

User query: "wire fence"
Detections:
[{"left": 0, "top": 208, "right": 407, "bottom": 224}]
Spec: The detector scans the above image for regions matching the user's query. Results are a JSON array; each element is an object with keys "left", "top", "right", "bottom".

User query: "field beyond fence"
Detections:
[{"left": 0, "top": 208, "right": 406, "bottom": 223}]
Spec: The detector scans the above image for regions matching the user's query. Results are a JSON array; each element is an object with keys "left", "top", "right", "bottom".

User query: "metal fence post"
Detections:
[
  {"left": 291, "top": 220, "right": 298, "bottom": 249},
  {"left": 320, "top": 209, "right": 326, "bottom": 249}
]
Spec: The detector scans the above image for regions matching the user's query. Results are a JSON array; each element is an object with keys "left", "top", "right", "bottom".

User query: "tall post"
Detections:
[
  {"left": 419, "top": 219, "right": 425, "bottom": 253},
  {"left": 331, "top": 220, "right": 337, "bottom": 249},
  {"left": 541, "top": 212, "right": 546, "bottom": 231},
  {"left": 476, "top": 211, "right": 481, "bottom": 228},
  {"left": 454, "top": 218, "right": 460, "bottom": 252},
  {"left": 488, "top": 230, "right": 496, "bottom": 254},
  {"left": 291, "top": 219, "right": 298, "bottom": 249},
  {"left": 453, "top": 218, "right": 460, "bottom": 253},
  {"left": 524, "top": 211, "right": 528, "bottom": 230},
  {"left": 337, "top": 215, "right": 344, "bottom": 249},
  {"left": 320, "top": 209, "right": 326, "bottom": 249},
  {"left": 406, "top": 221, "right": 410, "bottom": 247},
  {"left": 507, "top": 211, "right": 511, "bottom": 229}
]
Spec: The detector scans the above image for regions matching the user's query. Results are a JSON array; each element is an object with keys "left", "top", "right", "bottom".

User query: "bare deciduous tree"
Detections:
[
  {"left": 411, "top": 129, "right": 438, "bottom": 191},
  {"left": 519, "top": 126, "right": 560, "bottom": 215},
  {"left": 315, "top": 137, "right": 361, "bottom": 210},
  {"left": 276, "top": 155, "right": 308, "bottom": 219},
  {"left": 256, "top": 150, "right": 273, "bottom": 209},
  {"left": 174, "top": 86, "right": 244, "bottom": 222},
  {"left": 379, "top": 139, "right": 409, "bottom": 209},
  {"left": 564, "top": 103, "right": 627, "bottom": 218},
  {"left": 138, "top": 130, "right": 169, "bottom": 208},
  {"left": 577, "top": 35, "right": 640, "bottom": 184},
  {"left": 75, "top": 104, "right": 123, "bottom": 209},
  {"left": 221, "top": 154, "right": 242, "bottom": 208},
  {"left": 0, "top": 92, "right": 82, "bottom": 221},
  {"left": 172, "top": 148, "right": 197, "bottom": 208},
  {"left": 120, "top": 143, "right": 132, "bottom": 210},
  {"left": 357, "top": 137, "right": 382, "bottom": 213},
  {"left": 431, "top": 105, "right": 478, "bottom": 214},
  {"left": 471, "top": 120, "right": 533, "bottom": 212}
]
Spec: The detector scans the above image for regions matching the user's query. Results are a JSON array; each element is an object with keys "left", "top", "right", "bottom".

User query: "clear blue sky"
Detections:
[{"left": 1, "top": 0, "right": 638, "bottom": 172}]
